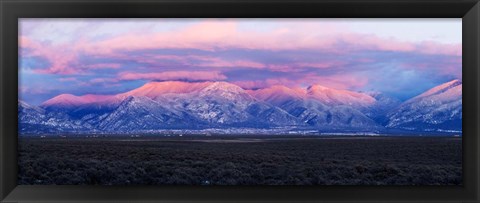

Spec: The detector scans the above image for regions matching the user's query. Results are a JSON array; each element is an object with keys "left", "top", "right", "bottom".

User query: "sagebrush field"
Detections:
[{"left": 18, "top": 136, "right": 462, "bottom": 185}]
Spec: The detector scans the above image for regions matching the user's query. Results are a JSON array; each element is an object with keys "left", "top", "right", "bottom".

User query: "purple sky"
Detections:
[{"left": 19, "top": 19, "right": 462, "bottom": 105}]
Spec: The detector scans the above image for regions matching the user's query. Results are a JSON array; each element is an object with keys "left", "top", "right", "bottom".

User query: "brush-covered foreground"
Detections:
[{"left": 18, "top": 136, "right": 462, "bottom": 185}]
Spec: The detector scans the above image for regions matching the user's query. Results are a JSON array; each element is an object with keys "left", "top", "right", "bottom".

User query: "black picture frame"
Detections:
[{"left": 1, "top": 0, "right": 479, "bottom": 202}]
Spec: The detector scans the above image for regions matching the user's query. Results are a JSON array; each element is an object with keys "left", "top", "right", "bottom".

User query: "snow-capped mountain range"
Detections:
[{"left": 19, "top": 80, "right": 462, "bottom": 135}]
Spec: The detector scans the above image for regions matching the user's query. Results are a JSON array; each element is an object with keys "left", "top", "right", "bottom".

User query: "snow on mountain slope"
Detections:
[
  {"left": 306, "top": 84, "right": 376, "bottom": 108},
  {"left": 117, "top": 81, "right": 213, "bottom": 100},
  {"left": 412, "top": 79, "right": 461, "bottom": 100},
  {"left": 120, "top": 82, "right": 297, "bottom": 128},
  {"left": 41, "top": 94, "right": 117, "bottom": 108},
  {"left": 248, "top": 85, "right": 382, "bottom": 130},
  {"left": 27, "top": 81, "right": 388, "bottom": 133},
  {"left": 98, "top": 96, "right": 201, "bottom": 132},
  {"left": 40, "top": 93, "right": 122, "bottom": 130},
  {"left": 19, "top": 100, "right": 46, "bottom": 124},
  {"left": 21, "top": 79, "right": 462, "bottom": 134},
  {"left": 171, "top": 82, "right": 297, "bottom": 126},
  {"left": 41, "top": 81, "right": 213, "bottom": 109},
  {"left": 386, "top": 80, "right": 462, "bottom": 131},
  {"left": 19, "top": 100, "right": 87, "bottom": 134},
  {"left": 249, "top": 84, "right": 375, "bottom": 108},
  {"left": 247, "top": 85, "right": 305, "bottom": 106},
  {"left": 274, "top": 98, "right": 381, "bottom": 130},
  {"left": 363, "top": 92, "right": 402, "bottom": 125},
  {"left": 245, "top": 102, "right": 301, "bottom": 127},
  {"left": 198, "top": 82, "right": 256, "bottom": 108}
]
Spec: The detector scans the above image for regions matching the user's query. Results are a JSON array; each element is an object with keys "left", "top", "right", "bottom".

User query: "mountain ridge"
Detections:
[
  {"left": 386, "top": 79, "right": 462, "bottom": 132},
  {"left": 20, "top": 79, "right": 462, "bottom": 135}
]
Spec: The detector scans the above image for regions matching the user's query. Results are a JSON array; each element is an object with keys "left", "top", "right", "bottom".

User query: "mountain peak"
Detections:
[
  {"left": 202, "top": 81, "right": 245, "bottom": 93},
  {"left": 119, "top": 81, "right": 213, "bottom": 99},
  {"left": 248, "top": 85, "right": 305, "bottom": 104},
  {"left": 307, "top": 84, "right": 330, "bottom": 92},
  {"left": 41, "top": 93, "right": 118, "bottom": 108},
  {"left": 23, "top": 79, "right": 463, "bottom": 134},
  {"left": 387, "top": 79, "right": 462, "bottom": 131},
  {"left": 41, "top": 94, "right": 82, "bottom": 107},
  {"left": 412, "top": 79, "right": 462, "bottom": 100},
  {"left": 306, "top": 84, "right": 375, "bottom": 107}
]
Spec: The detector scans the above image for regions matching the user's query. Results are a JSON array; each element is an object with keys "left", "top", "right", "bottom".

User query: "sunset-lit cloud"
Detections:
[
  {"left": 118, "top": 71, "right": 227, "bottom": 82},
  {"left": 19, "top": 19, "right": 462, "bottom": 105}
]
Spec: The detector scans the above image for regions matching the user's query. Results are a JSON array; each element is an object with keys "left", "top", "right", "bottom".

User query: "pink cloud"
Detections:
[
  {"left": 76, "top": 21, "right": 237, "bottom": 54},
  {"left": 84, "top": 63, "right": 122, "bottom": 69},
  {"left": 20, "top": 37, "right": 119, "bottom": 74},
  {"left": 117, "top": 71, "right": 227, "bottom": 81},
  {"left": 20, "top": 20, "right": 461, "bottom": 76},
  {"left": 19, "top": 36, "right": 33, "bottom": 48},
  {"left": 105, "top": 54, "right": 270, "bottom": 70},
  {"left": 417, "top": 41, "right": 461, "bottom": 56},
  {"left": 77, "top": 21, "right": 332, "bottom": 54},
  {"left": 78, "top": 21, "right": 460, "bottom": 56},
  {"left": 114, "top": 54, "right": 345, "bottom": 72},
  {"left": 294, "top": 61, "right": 348, "bottom": 69},
  {"left": 197, "top": 58, "right": 266, "bottom": 69},
  {"left": 21, "top": 36, "right": 83, "bottom": 74}
]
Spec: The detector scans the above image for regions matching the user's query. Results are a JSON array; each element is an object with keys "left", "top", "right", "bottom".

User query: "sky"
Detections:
[{"left": 19, "top": 18, "right": 462, "bottom": 105}]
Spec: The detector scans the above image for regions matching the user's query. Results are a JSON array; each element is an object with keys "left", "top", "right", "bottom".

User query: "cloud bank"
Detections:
[{"left": 19, "top": 19, "right": 462, "bottom": 105}]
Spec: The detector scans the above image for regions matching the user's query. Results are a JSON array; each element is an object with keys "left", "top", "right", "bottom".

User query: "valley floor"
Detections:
[{"left": 18, "top": 136, "right": 462, "bottom": 185}]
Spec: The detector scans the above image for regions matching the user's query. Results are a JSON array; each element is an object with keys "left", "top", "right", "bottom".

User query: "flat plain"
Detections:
[{"left": 18, "top": 135, "right": 462, "bottom": 185}]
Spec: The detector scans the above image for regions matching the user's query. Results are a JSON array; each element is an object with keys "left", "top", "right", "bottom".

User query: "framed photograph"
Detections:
[{"left": 1, "top": 0, "right": 479, "bottom": 202}]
